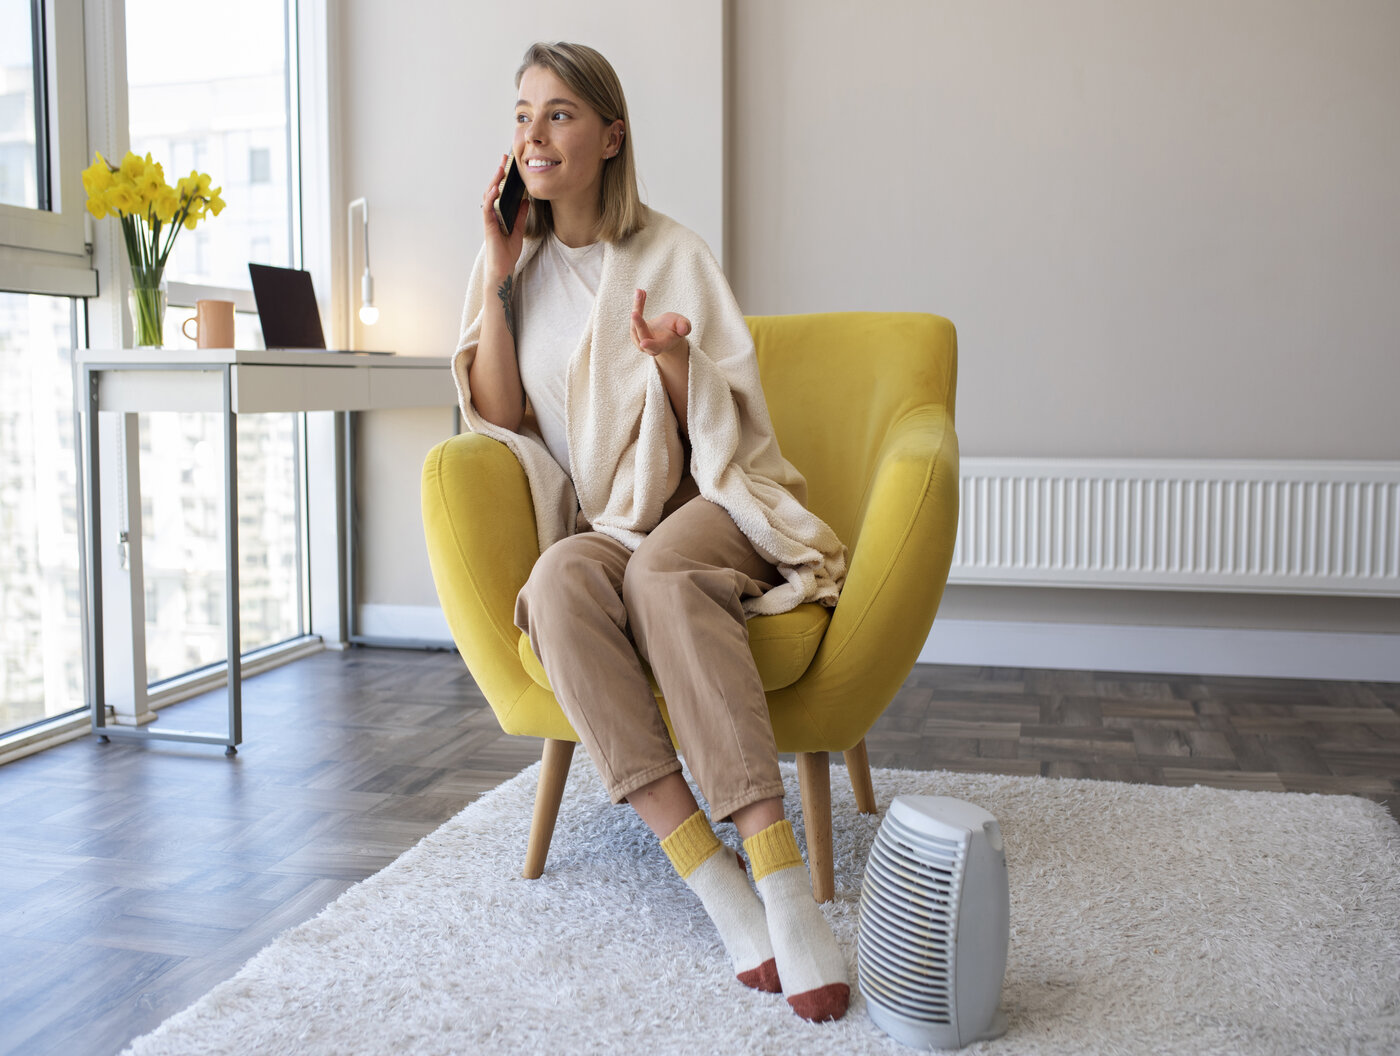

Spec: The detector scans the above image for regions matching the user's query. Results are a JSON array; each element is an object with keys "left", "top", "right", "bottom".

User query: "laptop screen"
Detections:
[{"left": 249, "top": 263, "right": 328, "bottom": 349}]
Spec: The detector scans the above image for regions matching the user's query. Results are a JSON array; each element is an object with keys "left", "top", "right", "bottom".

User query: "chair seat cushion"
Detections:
[{"left": 517, "top": 602, "right": 831, "bottom": 695}]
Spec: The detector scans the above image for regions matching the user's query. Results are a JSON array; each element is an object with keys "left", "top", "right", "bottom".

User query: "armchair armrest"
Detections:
[
  {"left": 422, "top": 433, "right": 542, "bottom": 718},
  {"left": 768, "top": 404, "right": 960, "bottom": 750}
]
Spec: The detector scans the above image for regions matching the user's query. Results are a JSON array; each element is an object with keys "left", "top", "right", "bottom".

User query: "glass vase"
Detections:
[{"left": 128, "top": 275, "right": 166, "bottom": 348}]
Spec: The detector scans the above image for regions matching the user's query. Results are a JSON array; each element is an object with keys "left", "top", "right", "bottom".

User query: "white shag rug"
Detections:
[{"left": 123, "top": 757, "right": 1400, "bottom": 1056}]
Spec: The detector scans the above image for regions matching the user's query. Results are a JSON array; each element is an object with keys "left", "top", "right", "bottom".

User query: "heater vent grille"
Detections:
[{"left": 857, "top": 812, "right": 965, "bottom": 1024}]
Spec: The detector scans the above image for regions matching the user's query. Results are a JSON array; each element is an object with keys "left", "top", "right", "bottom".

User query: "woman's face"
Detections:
[{"left": 513, "top": 65, "right": 622, "bottom": 215}]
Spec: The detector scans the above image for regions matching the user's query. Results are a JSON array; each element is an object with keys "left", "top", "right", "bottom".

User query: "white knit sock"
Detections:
[
  {"left": 662, "top": 811, "right": 780, "bottom": 992},
  {"left": 744, "top": 820, "right": 850, "bottom": 1021}
]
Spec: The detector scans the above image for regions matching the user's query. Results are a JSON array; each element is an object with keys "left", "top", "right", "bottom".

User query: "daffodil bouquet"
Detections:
[{"left": 82, "top": 150, "right": 225, "bottom": 346}]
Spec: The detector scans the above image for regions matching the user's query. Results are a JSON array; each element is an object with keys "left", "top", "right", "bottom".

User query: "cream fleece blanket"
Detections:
[{"left": 452, "top": 209, "right": 845, "bottom": 615}]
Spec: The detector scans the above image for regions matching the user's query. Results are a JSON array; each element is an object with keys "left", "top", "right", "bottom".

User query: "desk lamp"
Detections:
[{"left": 347, "top": 197, "right": 379, "bottom": 346}]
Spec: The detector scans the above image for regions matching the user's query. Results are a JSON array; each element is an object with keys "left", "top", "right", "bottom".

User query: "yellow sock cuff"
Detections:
[
  {"left": 743, "top": 819, "right": 804, "bottom": 882},
  {"left": 660, "top": 810, "right": 722, "bottom": 880}
]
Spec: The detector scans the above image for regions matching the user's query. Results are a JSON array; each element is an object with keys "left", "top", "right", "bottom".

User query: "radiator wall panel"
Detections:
[{"left": 950, "top": 460, "right": 1400, "bottom": 596}]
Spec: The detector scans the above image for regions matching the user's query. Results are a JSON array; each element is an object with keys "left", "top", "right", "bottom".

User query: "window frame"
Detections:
[{"left": 0, "top": 0, "right": 96, "bottom": 298}]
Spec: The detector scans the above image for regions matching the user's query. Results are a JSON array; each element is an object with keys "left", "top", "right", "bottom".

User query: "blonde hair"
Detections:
[{"left": 515, "top": 42, "right": 646, "bottom": 243}]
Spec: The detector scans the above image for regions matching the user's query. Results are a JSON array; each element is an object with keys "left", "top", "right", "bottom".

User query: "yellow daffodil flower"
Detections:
[
  {"left": 106, "top": 183, "right": 142, "bottom": 216},
  {"left": 83, "top": 153, "right": 117, "bottom": 218},
  {"left": 82, "top": 153, "right": 113, "bottom": 196},
  {"left": 119, "top": 151, "right": 146, "bottom": 183},
  {"left": 153, "top": 185, "right": 181, "bottom": 224},
  {"left": 80, "top": 150, "right": 226, "bottom": 334},
  {"left": 135, "top": 161, "right": 165, "bottom": 210}
]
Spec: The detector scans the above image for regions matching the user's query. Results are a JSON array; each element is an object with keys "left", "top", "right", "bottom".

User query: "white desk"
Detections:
[{"left": 76, "top": 348, "right": 454, "bottom": 753}]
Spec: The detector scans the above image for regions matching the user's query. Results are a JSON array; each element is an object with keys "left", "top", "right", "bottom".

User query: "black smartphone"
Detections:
[{"left": 494, "top": 154, "right": 527, "bottom": 235}]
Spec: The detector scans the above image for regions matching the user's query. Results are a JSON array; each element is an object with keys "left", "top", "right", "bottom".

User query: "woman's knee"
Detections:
[
  {"left": 530, "top": 535, "right": 598, "bottom": 582},
  {"left": 517, "top": 534, "right": 629, "bottom": 630},
  {"left": 625, "top": 500, "right": 775, "bottom": 608},
  {"left": 622, "top": 538, "right": 692, "bottom": 605},
  {"left": 622, "top": 540, "right": 740, "bottom": 626}
]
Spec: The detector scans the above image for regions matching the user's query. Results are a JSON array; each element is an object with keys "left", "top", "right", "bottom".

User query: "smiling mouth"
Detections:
[{"left": 525, "top": 159, "right": 559, "bottom": 171}]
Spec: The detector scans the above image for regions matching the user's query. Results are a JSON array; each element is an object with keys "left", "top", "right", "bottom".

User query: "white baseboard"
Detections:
[
  {"left": 356, "top": 603, "right": 454, "bottom": 644},
  {"left": 919, "top": 618, "right": 1400, "bottom": 682},
  {"left": 358, "top": 603, "right": 1399, "bottom": 683}
]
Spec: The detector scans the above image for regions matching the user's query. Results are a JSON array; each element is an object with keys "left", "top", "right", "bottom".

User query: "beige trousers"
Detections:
[{"left": 514, "top": 494, "right": 786, "bottom": 821}]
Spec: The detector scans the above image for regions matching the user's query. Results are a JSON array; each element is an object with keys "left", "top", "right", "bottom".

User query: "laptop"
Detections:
[{"left": 249, "top": 263, "right": 389, "bottom": 353}]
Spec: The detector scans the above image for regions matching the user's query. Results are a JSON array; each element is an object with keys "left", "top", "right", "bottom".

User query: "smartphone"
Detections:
[{"left": 494, "top": 154, "right": 527, "bottom": 235}]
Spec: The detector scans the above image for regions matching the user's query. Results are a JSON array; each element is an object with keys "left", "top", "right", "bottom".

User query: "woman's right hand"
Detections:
[
  {"left": 470, "top": 153, "right": 529, "bottom": 432},
  {"left": 482, "top": 153, "right": 528, "bottom": 282}
]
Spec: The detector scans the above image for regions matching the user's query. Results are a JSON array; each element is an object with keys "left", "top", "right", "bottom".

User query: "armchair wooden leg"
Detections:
[
  {"left": 796, "top": 751, "right": 834, "bottom": 904},
  {"left": 523, "top": 738, "right": 575, "bottom": 879},
  {"left": 843, "top": 738, "right": 878, "bottom": 815}
]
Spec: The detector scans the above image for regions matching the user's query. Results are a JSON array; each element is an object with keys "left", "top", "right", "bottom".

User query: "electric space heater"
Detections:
[{"left": 858, "top": 795, "right": 1010, "bottom": 1049}]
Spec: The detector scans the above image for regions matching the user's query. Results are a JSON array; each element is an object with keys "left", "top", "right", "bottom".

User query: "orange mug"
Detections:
[{"left": 182, "top": 299, "right": 236, "bottom": 348}]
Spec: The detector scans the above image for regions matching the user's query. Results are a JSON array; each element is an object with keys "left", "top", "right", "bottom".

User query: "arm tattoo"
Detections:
[{"left": 496, "top": 275, "right": 516, "bottom": 341}]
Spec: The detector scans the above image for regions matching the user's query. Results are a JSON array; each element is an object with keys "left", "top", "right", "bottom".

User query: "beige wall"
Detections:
[
  {"left": 730, "top": 0, "right": 1400, "bottom": 461},
  {"left": 338, "top": 0, "right": 725, "bottom": 360},
  {"left": 337, "top": 0, "right": 725, "bottom": 612},
  {"left": 341, "top": 0, "right": 1399, "bottom": 661}
]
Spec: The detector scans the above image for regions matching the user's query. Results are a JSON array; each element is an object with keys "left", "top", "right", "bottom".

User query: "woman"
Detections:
[{"left": 452, "top": 42, "right": 849, "bottom": 1023}]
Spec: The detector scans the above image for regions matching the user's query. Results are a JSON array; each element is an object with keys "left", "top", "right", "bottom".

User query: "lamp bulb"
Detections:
[{"left": 358, "top": 303, "right": 380, "bottom": 326}]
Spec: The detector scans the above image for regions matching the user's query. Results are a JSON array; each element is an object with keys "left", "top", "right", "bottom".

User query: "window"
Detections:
[
  {"left": 249, "top": 147, "right": 271, "bottom": 185},
  {"left": 0, "top": 292, "right": 85, "bottom": 736},
  {"left": 1, "top": 1, "right": 90, "bottom": 741},
  {"left": 125, "top": 0, "right": 308, "bottom": 686},
  {"left": 0, "top": 1, "right": 91, "bottom": 295},
  {"left": 0, "top": 0, "right": 45, "bottom": 210},
  {"left": 126, "top": 0, "right": 295, "bottom": 287},
  {"left": 1, "top": 0, "right": 335, "bottom": 750}
]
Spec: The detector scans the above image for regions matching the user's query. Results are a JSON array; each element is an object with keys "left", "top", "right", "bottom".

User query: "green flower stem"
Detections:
[{"left": 130, "top": 266, "right": 165, "bottom": 347}]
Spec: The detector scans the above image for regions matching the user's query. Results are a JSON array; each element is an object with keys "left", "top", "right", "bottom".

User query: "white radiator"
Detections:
[{"left": 949, "top": 459, "right": 1400, "bottom": 597}]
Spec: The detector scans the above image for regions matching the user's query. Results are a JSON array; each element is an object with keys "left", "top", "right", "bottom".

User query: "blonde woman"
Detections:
[{"left": 453, "top": 42, "right": 849, "bottom": 1022}]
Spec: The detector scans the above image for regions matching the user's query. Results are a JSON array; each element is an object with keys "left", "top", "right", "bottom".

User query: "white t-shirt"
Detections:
[{"left": 515, "top": 233, "right": 605, "bottom": 476}]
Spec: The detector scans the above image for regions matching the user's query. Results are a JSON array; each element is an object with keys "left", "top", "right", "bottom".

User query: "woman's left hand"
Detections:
[
  {"left": 631, "top": 289, "right": 691, "bottom": 359},
  {"left": 631, "top": 289, "right": 691, "bottom": 432}
]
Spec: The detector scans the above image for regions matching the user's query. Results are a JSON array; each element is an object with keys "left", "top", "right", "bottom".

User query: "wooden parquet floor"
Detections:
[{"left": 1, "top": 647, "right": 1397, "bottom": 1056}]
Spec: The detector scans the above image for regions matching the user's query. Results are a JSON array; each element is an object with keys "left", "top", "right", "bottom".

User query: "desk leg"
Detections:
[
  {"left": 222, "top": 366, "right": 242, "bottom": 753},
  {"left": 345, "top": 409, "right": 356, "bottom": 641},
  {"left": 306, "top": 411, "right": 349, "bottom": 649},
  {"left": 85, "top": 367, "right": 105, "bottom": 738}
]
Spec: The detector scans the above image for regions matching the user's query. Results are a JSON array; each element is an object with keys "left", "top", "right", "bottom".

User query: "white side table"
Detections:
[{"left": 76, "top": 348, "right": 453, "bottom": 753}]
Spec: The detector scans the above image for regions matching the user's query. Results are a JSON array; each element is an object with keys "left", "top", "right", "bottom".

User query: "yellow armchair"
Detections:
[{"left": 422, "top": 312, "right": 959, "bottom": 901}]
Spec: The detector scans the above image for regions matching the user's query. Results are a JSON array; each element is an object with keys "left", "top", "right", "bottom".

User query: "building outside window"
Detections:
[
  {"left": 249, "top": 147, "right": 272, "bottom": 185},
  {"left": 126, "top": 0, "right": 294, "bottom": 289},
  {"left": 0, "top": 1, "right": 42, "bottom": 210},
  {"left": 0, "top": 293, "right": 84, "bottom": 735},
  {"left": 125, "top": 0, "right": 307, "bottom": 685}
]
